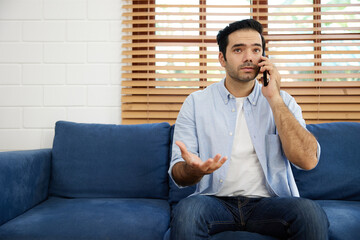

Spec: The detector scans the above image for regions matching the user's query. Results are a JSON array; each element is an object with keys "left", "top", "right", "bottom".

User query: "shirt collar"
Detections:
[{"left": 217, "top": 78, "right": 261, "bottom": 106}]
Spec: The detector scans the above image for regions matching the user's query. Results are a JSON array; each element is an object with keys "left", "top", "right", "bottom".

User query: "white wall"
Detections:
[{"left": 0, "top": 0, "right": 124, "bottom": 151}]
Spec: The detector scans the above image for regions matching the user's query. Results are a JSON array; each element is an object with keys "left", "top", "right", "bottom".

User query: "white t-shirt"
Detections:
[{"left": 216, "top": 97, "right": 271, "bottom": 198}]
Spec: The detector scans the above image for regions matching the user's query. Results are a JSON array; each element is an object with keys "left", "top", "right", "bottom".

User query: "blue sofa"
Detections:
[{"left": 0, "top": 121, "right": 359, "bottom": 240}]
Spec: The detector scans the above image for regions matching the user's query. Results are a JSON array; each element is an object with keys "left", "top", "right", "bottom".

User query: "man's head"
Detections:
[
  {"left": 217, "top": 19, "right": 266, "bottom": 83},
  {"left": 217, "top": 19, "right": 265, "bottom": 61}
]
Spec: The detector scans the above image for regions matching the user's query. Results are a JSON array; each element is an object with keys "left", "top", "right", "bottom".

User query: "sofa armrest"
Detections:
[{"left": 0, "top": 149, "right": 51, "bottom": 226}]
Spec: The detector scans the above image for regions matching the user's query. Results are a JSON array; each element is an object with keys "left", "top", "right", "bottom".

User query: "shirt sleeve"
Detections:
[{"left": 168, "top": 94, "right": 199, "bottom": 188}]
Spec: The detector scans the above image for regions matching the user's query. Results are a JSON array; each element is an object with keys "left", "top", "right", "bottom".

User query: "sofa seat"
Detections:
[
  {"left": 0, "top": 197, "right": 170, "bottom": 240},
  {"left": 316, "top": 200, "right": 360, "bottom": 240}
]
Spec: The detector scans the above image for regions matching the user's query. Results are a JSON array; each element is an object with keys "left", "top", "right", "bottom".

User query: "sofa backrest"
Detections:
[
  {"left": 292, "top": 122, "right": 360, "bottom": 201},
  {"left": 50, "top": 121, "right": 171, "bottom": 199}
]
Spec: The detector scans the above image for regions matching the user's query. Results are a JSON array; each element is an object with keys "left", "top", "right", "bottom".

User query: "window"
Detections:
[{"left": 122, "top": 0, "right": 360, "bottom": 124}]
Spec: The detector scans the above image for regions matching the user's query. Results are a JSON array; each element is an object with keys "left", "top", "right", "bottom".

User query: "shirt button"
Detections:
[
  {"left": 229, "top": 132, "right": 233, "bottom": 136},
  {"left": 220, "top": 179, "right": 223, "bottom": 183},
  {"left": 232, "top": 108, "right": 235, "bottom": 112}
]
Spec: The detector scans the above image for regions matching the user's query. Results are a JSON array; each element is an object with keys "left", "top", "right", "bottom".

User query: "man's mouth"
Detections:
[{"left": 241, "top": 67, "right": 255, "bottom": 72}]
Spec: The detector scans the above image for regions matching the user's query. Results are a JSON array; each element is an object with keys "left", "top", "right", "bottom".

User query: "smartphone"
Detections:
[{"left": 262, "top": 50, "right": 268, "bottom": 87}]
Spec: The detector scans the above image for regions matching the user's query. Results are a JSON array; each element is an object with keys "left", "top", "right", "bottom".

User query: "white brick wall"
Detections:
[{"left": 0, "top": 0, "right": 124, "bottom": 151}]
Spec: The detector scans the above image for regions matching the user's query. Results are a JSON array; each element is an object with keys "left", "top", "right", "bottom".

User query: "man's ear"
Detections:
[{"left": 218, "top": 52, "right": 226, "bottom": 67}]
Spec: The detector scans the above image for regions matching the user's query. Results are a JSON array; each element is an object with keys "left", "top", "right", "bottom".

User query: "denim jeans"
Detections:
[{"left": 170, "top": 195, "right": 329, "bottom": 240}]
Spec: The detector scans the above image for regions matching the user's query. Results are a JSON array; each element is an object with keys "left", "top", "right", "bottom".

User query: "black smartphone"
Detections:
[{"left": 262, "top": 50, "right": 268, "bottom": 87}]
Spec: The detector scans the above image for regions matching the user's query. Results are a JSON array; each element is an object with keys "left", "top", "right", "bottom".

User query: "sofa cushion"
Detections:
[
  {"left": 316, "top": 200, "right": 360, "bottom": 240},
  {"left": 50, "top": 121, "right": 171, "bottom": 199},
  {"left": 292, "top": 122, "right": 360, "bottom": 201},
  {"left": 0, "top": 197, "right": 170, "bottom": 240}
]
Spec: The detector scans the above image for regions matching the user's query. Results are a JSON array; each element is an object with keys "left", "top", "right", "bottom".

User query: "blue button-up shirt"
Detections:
[{"left": 169, "top": 78, "right": 320, "bottom": 197}]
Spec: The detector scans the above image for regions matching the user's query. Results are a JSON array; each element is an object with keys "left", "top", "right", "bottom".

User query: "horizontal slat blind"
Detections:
[{"left": 121, "top": 0, "right": 360, "bottom": 124}]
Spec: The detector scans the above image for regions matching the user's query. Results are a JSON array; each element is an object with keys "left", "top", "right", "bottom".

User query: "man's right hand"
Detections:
[{"left": 172, "top": 141, "right": 228, "bottom": 186}]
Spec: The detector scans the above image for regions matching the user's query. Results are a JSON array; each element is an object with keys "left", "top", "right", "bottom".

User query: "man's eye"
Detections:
[
  {"left": 234, "top": 49, "right": 242, "bottom": 53},
  {"left": 254, "top": 49, "right": 261, "bottom": 53}
]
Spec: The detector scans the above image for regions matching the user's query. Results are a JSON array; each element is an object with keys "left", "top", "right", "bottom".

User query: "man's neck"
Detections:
[{"left": 224, "top": 77, "right": 255, "bottom": 98}]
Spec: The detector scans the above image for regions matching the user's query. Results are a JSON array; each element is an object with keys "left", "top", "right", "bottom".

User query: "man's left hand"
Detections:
[{"left": 258, "top": 55, "right": 282, "bottom": 104}]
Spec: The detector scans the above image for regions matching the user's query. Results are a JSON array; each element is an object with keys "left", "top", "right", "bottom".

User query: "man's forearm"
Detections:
[
  {"left": 172, "top": 161, "right": 203, "bottom": 187},
  {"left": 269, "top": 97, "right": 318, "bottom": 170}
]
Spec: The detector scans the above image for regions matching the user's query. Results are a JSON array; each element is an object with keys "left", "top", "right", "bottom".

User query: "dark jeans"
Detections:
[{"left": 170, "top": 195, "right": 329, "bottom": 240}]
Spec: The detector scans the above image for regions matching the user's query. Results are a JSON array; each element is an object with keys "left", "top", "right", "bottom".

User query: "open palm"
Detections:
[{"left": 175, "top": 141, "right": 227, "bottom": 176}]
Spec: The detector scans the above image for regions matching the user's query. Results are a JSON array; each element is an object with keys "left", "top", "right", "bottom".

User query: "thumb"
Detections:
[
  {"left": 175, "top": 141, "right": 187, "bottom": 154},
  {"left": 175, "top": 141, "right": 192, "bottom": 161}
]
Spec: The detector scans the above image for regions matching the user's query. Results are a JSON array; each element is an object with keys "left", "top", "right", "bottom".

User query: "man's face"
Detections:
[{"left": 219, "top": 29, "right": 263, "bottom": 83}]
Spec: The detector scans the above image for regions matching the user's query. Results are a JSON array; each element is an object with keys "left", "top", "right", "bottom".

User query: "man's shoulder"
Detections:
[{"left": 190, "top": 81, "right": 220, "bottom": 98}]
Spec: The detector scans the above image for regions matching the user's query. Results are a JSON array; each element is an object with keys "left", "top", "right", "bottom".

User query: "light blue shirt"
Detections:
[{"left": 169, "top": 78, "right": 320, "bottom": 197}]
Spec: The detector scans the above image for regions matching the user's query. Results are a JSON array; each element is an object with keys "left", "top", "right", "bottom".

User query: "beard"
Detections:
[{"left": 225, "top": 62, "right": 260, "bottom": 83}]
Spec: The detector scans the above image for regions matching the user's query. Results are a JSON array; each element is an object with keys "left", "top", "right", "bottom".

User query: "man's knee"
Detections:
[
  {"left": 172, "top": 195, "right": 214, "bottom": 222},
  {"left": 287, "top": 198, "right": 329, "bottom": 238},
  {"left": 292, "top": 198, "right": 328, "bottom": 224},
  {"left": 171, "top": 195, "right": 221, "bottom": 239}
]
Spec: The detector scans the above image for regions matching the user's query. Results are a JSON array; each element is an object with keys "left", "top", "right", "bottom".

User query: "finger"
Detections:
[
  {"left": 218, "top": 157, "right": 227, "bottom": 168},
  {"left": 175, "top": 140, "right": 185, "bottom": 149},
  {"left": 259, "top": 66, "right": 267, "bottom": 75},
  {"left": 261, "top": 64, "right": 273, "bottom": 73},
  {"left": 201, "top": 155, "right": 225, "bottom": 172},
  {"left": 175, "top": 141, "right": 189, "bottom": 155},
  {"left": 200, "top": 158, "right": 214, "bottom": 172},
  {"left": 260, "top": 55, "right": 268, "bottom": 62},
  {"left": 206, "top": 154, "right": 222, "bottom": 170},
  {"left": 213, "top": 153, "right": 222, "bottom": 163},
  {"left": 213, "top": 156, "right": 228, "bottom": 169},
  {"left": 219, "top": 156, "right": 228, "bottom": 165},
  {"left": 258, "top": 56, "right": 269, "bottom": 67},
  {"left": 258, "top": 62, "right": 265, "bottom": 69},
  {"left": 175, "top": 141, "right": 192, "bottom": 162}
]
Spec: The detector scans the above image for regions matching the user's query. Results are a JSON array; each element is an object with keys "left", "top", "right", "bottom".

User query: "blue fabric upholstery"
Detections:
[
  {"left": 0, "top": 197, "right": 170, "bottom": 240},
  {"left": 50, "top": 121, "right": 171, "bottom": 199},
  {"left": 317, "top": 200, "right": 360, "bottom": 240},
  {"left": 292, "top": 122, "right": 360, "bottom": 200},
  {"left": 0, "top": 149, "right": 51, "bottom": 225}
]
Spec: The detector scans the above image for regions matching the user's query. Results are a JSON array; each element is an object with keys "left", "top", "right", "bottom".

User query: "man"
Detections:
[{"left": 168, "top": 19, "right": 329, "bottom": 239}]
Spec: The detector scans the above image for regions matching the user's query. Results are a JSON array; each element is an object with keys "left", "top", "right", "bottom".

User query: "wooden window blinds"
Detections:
[{"left": 121, "top": 0, "right": 360, "bottom": 124}]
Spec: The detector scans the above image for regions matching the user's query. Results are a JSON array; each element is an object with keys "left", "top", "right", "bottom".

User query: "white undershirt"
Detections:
[{"left": 216, "top": 97, "right": 271, "bottom": 198}]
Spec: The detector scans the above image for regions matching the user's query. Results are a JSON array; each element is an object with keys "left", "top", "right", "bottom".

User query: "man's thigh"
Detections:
[
  {"left": 171, "top": 195, "right": 239, "bottom": 236},
  {"left": 246, "top": 197, "right": 328, "bottom": 239}
]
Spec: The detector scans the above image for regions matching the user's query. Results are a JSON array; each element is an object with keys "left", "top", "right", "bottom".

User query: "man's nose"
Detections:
[{"left": 243, "top": 49, "right": 253, "bottom": 62}]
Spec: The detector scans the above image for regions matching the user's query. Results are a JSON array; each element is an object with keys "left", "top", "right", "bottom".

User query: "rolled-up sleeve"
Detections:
[{"left": 168, "top": 94, "right": 199, "bottom": 188}]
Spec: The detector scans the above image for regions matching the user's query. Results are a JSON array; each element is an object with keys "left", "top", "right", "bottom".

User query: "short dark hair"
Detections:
[{"left": 216, "top": 19, "right": 265, "bottom": 61}]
